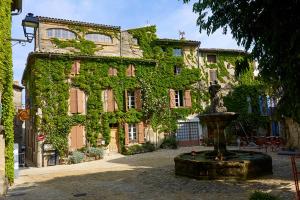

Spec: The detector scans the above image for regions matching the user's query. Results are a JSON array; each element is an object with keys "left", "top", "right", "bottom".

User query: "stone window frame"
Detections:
[
  {"left": 46, "top": 28, "right": 76, "bottom": 40},
  {"left": 85, "top": 33, "right": 113, "bottom": 44},
  {"left": 207, "top": 54, "right": 217, "bottom": 63}
]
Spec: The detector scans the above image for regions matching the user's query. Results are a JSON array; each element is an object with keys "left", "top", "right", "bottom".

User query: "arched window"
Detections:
[
  {"left": 85, "top": 33, "right": 112, "bottom": 43},
  {"left": 47, "top": 28, "right": 76, "bottom": 40}
]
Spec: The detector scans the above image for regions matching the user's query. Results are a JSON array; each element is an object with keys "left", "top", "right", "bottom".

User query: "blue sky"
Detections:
[{"left": 11, "top": 0, "right": 241, "bottom": 83}]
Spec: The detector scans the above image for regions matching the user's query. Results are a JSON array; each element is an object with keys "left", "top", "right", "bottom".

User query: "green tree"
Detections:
[{"left": 183, "top": 0, "right": 300, "bottom": 122}]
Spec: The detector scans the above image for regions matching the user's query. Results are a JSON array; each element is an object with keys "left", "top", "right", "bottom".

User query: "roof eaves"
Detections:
[{"left": 37, "top": 16, "right": 121, "bottom": 30}]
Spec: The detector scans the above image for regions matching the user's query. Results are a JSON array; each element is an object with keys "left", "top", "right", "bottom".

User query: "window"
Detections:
[
  {"left": 125, "top": 89, "right": 142, "bottom": 111},
  {"left": 127, "top": 91, "right": 135, "bottom": 109},
  {"left": 209, "top": 69, "right": 217, "bottom": 83},
  {"left": 108, "top": 67, "right": 118, "bottom": 76},
  {"left": 85, "top": 33, "right": 112, "bottom": 43},
  {"left": 103, "top": 89, "right": 118, "bottom": 112},
  {"left": 170, "top": 89, "right": 191, "bottom": 108},
  {"left": 71, "top": 60, "right": 80, "bottom": 75},
  {"left": 128, "top": 124, "right": 137, "bottom": 142},
  {"left": 175, "top": 90, "right": 184, "bottom": 107},
  {"left": 173, "top": 48, "right": 182, "bottom": 57},
  {"left": 47, "top": 29, "right": 76, "bottom": 40},
  {"left": 132, "top": 38, "right": 138, "bottom": 45},
  {"left": 174, "top": 66, "right": 181, "bottom": 75},
  {"left": 126, "top": 64, "right": 135, "bottom": 77},
  {"left": 70, "top": 88, "right": 86, "bottom": 114},
  {"left": 207, "top": 54, "right": 217, "bottom": 63}
]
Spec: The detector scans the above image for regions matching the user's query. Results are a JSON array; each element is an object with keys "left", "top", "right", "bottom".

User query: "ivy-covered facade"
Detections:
[
  {"left": 22, "top": 16, "right": 251, "bottom": 167},
  {"left": 0, "top": 0, "right": 17, "bottom": 185}
]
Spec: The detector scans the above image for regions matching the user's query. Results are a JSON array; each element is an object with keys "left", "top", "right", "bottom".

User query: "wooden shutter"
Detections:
[
  {"left": 69, "top": 125, "right": 85, "bottom": 150},
  {"left": 113, "top": 68, "right": 118, "bottom": 76},
  {"left": 108, "top": 67, "right": 117, "bottom": 76},
  {"left": 124, "top": 123, "right": 129, "bottom": 145},
  {"left": 76, "top": 125, "right": 85, "bottom": 148},
  {"left": 169, "top": 89, "right": 176, "bottom": 108},
  {"left": 107, "top": 89, "right": 114, "bottom": 112},
  {"left": 125, "top": 90, "right": 128, "bottom": 111},
  {"left": 69, "top": 126, "right": 77, "bottom": 150},
  {"left": 70, "top": 88, "right": 78, "bottom": 113},
  {"left": 71, "top": 60, "right": 80, "bottom": 75},
  {"left": 77, "top": 89, "right": 85, "bottom": 113},
  {"left": 135, "top": 89, "right": 142, "bottom": 110},
  {"left": 131, "top": 65, "right": 135, "bottom": 77},
  {"left": 184, "top": 90, "right": 192, "bottom": 108},
  {"left": 126, "top": 65, "right": 132, "bottom": 76},
  {"left": 126, "top": 64, "right": 135, "bottom": 77},
  {"left": 138, "top": 122, "right": 145, "bottom": 143}
]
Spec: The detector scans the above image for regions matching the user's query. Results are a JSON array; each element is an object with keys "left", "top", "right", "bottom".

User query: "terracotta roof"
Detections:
[
  {"left": 199, "top": 48, "right": 247, "bottom": 54},
  {"left": 37, "top": 16, "right": 120, "bottom": 30},
  {"left": 155, "top": 38, "right": 200, "bottom": 46}
]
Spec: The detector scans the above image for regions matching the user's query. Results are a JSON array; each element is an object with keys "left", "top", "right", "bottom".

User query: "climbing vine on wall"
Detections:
[{"left": 0, "top": 0, "right": 15, "bottom": 184}]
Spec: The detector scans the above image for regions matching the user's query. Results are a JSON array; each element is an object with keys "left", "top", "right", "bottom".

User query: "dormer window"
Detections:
[
  {"left": 47, "top": 29, "right": 76, "bottom": 40},
  {"left": 85, "top": 33, "right": 112, "bottom": 43}
]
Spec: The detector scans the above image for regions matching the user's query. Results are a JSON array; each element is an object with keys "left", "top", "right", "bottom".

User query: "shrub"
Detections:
[
  {"left": 69, "top": 151, "right": 84, "bottom": 164},
  {"left": 249, "top": 191, "right": 280, "bottom": 200},
  {"left": 123, "top": 142, "right": 155, "bottom": 155},
  {"left": 87, "top": 147, "right": 104, "bottom": 159},
  {"left": 160, "top": 136, "right": 178, "bottom": 149}
]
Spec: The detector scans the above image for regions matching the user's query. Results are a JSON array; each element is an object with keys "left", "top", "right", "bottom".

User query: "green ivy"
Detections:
[
  {"left": 24, "top": 26, "right": 252, "bottom": 157},
  {"left": 0, "top": 0, "right": 14, "bottom": 184},
  {"left": 51, "top": 38, "right": 100, "bottom": 55}
]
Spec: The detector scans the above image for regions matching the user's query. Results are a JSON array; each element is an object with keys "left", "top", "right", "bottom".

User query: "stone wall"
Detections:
[
  {"left": 36, "top": 22, "right": 143, "bottom": 58},
  {"left": 0, "top": 129, "right": 7, "bottom": 195}
]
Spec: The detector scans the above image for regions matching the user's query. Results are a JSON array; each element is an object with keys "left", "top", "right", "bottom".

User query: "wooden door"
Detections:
[{"left": 109, "top": 128, "right": 119, "bottom": 152}]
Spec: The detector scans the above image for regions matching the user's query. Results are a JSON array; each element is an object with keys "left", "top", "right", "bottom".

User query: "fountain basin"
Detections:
[{"left": 174, "top": 150, "right": 272, "bottom": 180}]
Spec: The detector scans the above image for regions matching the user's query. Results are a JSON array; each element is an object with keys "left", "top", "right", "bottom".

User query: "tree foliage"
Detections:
[{"left": 183, "top": 0, "right": 300, "bottom": 122}]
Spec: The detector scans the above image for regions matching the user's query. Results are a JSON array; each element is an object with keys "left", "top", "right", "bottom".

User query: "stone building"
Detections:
[
  {"left": 22, "top": 15, "right": 247, "bottom": 167},
  {"left": 13, "top": 81, "right": 24, "bottom": 151}
]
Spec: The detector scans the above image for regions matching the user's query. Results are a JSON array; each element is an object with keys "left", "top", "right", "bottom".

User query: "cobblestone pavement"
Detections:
[{"left": 4, "top": 146, "right": 296, "bottom": 200}]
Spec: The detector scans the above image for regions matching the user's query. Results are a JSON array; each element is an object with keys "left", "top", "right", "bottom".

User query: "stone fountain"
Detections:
[{"left": 174, "top": 81, "right": 272, "bottom": 180}]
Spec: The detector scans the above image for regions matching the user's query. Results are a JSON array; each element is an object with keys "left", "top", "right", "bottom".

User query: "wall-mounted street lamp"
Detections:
[
  {"left": 22, "top": 13, "right": 38, "bottom": 43},
  {"left": 11, "top": 13, "right": 38, "bottom": 45}
]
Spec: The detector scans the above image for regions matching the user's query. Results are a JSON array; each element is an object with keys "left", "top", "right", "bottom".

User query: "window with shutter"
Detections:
[
  {"left": 77, "top": 89, "right": 85, "bottom": 114},
  {"left": 175, "top": 90, "right": 184, "bottom": 107},
  {"left": 69, "top": 88, "right": 86, "bottom": 114},
  {"left": 71, "top": 60, "right": 80, "bottom": 75},
  {"left": 70, "top": 88, "right": 78, "bottom": 113},
  {"left": 124, "top": 123, "right": 129, "bottom": 145},
  {"left": 108, "top": 67, "right": 117, "bottom": 76},
  {"left": 184, "top": 90, "right": 192, "bottom": 107},
  {"left": 128, "top": 124, "right": 137, "bottom": 143},
  {"left": 127, "top": 91, "right": 135, "bottom": 109},
  {"left": 138, "top": 122, "right": 145, "bottom": 143},
  {"left": 135, "top": 89, "right": 142, "bottom": 110},
  {"left": 169, "top": 89, "right": 176, "bottom": 108},
  {"left": 126, "top": 64, "right": 135, "bottom": 77}
]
